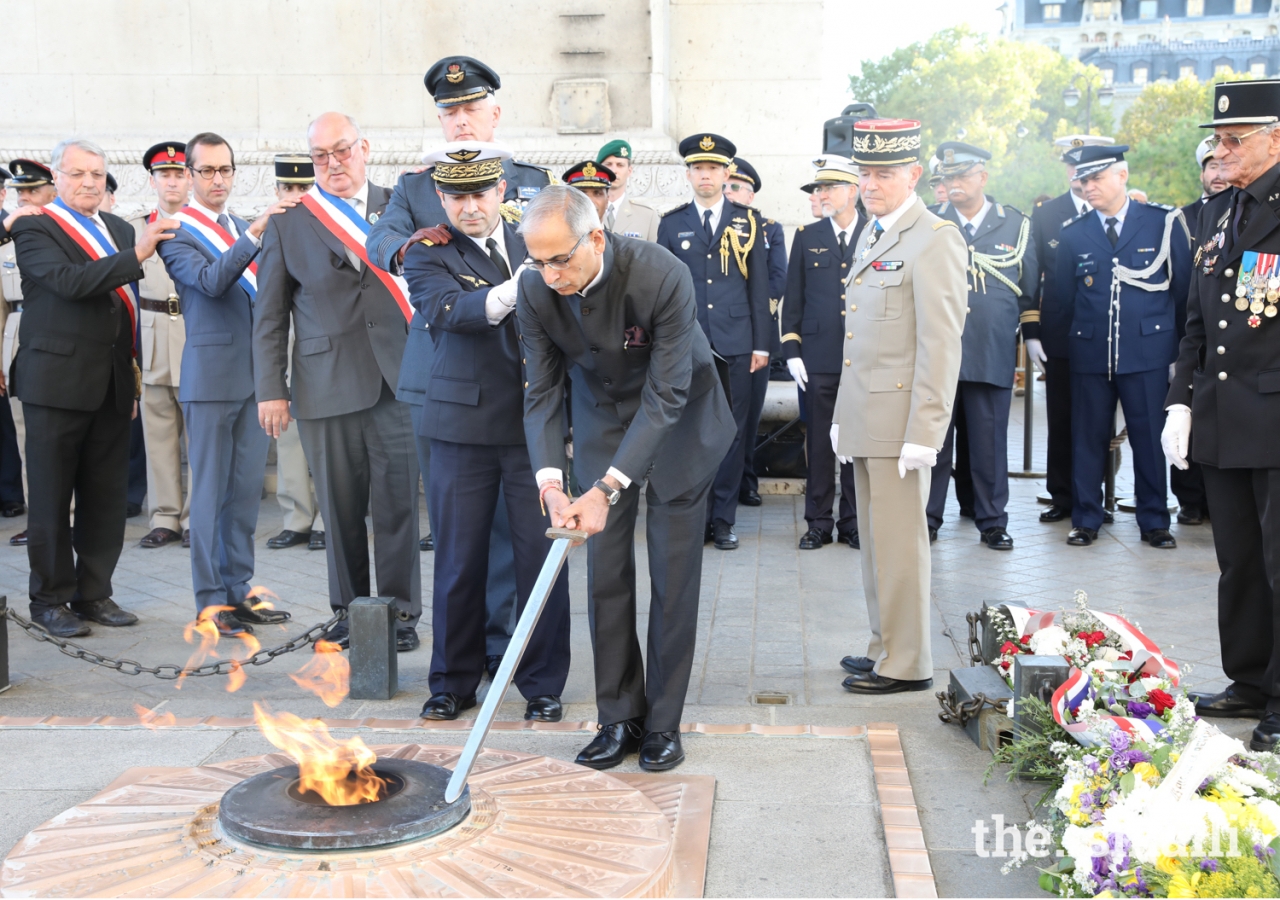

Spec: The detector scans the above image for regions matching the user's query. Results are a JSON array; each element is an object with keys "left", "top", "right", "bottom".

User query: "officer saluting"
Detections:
[
  {"left": 657, "top": 134, "right": 770, "bottom": 550},
  {"left": 1163, "top": 79, "right": 1280, "bottom": 748},
  {"left": 925, "top": 142, "right": 1038, "bottom": 550},
  {"left": 1058, "top": 144, "right": 1190, "bottom": 548},
  {"left": 782, "top": 154, "right": 864, "bottom": 550}
]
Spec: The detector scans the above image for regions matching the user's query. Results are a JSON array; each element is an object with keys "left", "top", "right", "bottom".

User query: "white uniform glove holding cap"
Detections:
[
  {"left": 830, "top": 424, "right": 852, "bottom": 465},
  {"left": 787, "top": 357, "right": 809, "bottom": 390},
  {"left": 1024, "top": 338, "right": 1047, "bottom": 375},
  {"left": 1162, "top": 404, "right": 1191, "bottom": 471},
  {"left": 484, "top": 263, "right": 529, "bottom": 323},
  {"left": 897, "top": 442, "right": 937, "bottom": 479}
]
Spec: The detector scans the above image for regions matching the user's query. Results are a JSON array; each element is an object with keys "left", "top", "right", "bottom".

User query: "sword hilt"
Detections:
[{"left": 546, "top": 527, "right": 589, "bottom": 542}]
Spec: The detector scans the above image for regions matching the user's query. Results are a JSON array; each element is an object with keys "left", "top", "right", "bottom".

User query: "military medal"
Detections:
[
  {"left": 1237, "top": 298, "right": 1251, "bottom": 311},
  {"left": 1252, "top": 299, "right": 1266, "bottom": 314},
  {"left": 1251, "top": 315, "right": 1263, "bottom": 328},
  {"left": 1237, "top": 251, "right": 1280, "bottom": 327},
  {"left": 1237, "top": 283, "right": 1249, "bottom": 298}
]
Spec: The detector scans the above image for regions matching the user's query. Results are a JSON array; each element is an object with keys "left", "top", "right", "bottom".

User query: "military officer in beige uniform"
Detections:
[
  {"left": 130, "top": 142, "right": 192, "bottom": 549},
  {"left": 832, "top": 119, "right": 968, "bottom": 695}
]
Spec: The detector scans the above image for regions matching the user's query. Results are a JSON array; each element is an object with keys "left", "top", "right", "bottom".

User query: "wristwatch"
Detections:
[{"left": 592, "top": 479, "right": 622, "bottom": 506}]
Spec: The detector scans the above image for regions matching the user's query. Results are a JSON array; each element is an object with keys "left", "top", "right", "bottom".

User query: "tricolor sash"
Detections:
[
  {"left": 44, "top": 198, "right": 140, "bottom": 355},
  {"left": 172, "top": 206, "right": 258, "bottom": 299},
  {"left": 299, "top": 185, "right": 412, "bottom": 322}
]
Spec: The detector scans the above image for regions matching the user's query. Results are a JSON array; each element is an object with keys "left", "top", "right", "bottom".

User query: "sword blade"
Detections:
[{"left": 444, "top": 526, "right": 587, "bottom": 803}]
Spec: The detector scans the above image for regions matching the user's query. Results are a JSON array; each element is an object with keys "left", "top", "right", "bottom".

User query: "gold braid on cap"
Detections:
[
  {"left": 852, "top": 132, "right": 922, "bottom": 154},
  {"left": 432, "top": 158, "right": 504, "bottom": 185},
  {"left": 720, "top": 210, "right": 758, "bottom": 279}
]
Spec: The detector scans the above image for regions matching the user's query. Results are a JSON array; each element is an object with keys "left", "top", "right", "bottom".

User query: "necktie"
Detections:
[
  {"left": 605, "top": 204, "right": 616, "bottom": 231},
  {"left": 1105, "top": 217, "right": 1119, "bottom": 248},
  {"left": 486, "top": 237, "right": 510, "bottom": 280},
  {"left": 702, "top": 209, "right": 713, "bottom": 242},
  {"left": 217, "top": 213, "right": 231, "bottom": 235},
  {"left": 838, "top": 230, "right": 848, "bottom": 258},
  {"left": 964, "top": 222, "right": 976, "bottom": 239},
  {"left": 1233, "top": 192, "right": 1251, "bottom": 245}
]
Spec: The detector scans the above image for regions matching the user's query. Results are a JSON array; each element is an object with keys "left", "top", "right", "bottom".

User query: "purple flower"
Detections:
[
  {"left": 1200, "top": 858, "right": 1220, "bottom": 872},
  {"left": 1111, "top": 749, "right": 1151, "bottom": 771},
  {"left": 1109, "top": 730, "right": 1131, "bottom": 752},
  {"left": 1254, "top": 843, "right": 1276, "bottom": 862},
  {"left": 1126, "top": 701, "right": 1156, "bottom": 719},
  {"left": 1083, "top": 754, "right": 1099, "bottom": 772}
]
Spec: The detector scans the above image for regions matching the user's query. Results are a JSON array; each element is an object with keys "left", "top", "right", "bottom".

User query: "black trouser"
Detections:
[
  {"left": 1044, "top": 355, "right": 1074, "bottom": 510},
  {"left": 127, "top": 412, "right": 147, "bottom": 508},
  {"left": 590, "top": 472, "right": 713, "bottom": 732},
  {"left": 927, "top": 381, "right": 1011, "bottom": 532},
  {"left": 1202, "top": 464, "right": 1280, "bottom": 712},
  {"left": 739, "top": 362, "right": 770, "bottom": 497},
  {"left": 707, "top": 352, "right": 753, "bottom": 526},
  {"left": 0, "top": 396, "right": 23, "bottom": 505},
  {"left": 953, "top": 393, "right": 975, "bottom": 513},
  {"left": 802, "top": 372, "right": 856, "bottom": 535},
  {"left": 24, "top": 391, "right": 130, "bottom": 615},
  {"left": 1170, "top": 435, "right": 1207, "bottom": 513}
]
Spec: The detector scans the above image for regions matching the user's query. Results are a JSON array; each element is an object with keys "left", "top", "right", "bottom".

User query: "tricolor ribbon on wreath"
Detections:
[{"left": 170, "top": 206, "right": 259, "bottom": 300}]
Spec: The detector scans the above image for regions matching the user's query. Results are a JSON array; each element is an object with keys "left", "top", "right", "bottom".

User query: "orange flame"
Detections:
[
  {"left": 177, "top": 605, "right": 260, "bottom": 693},
  {"left": 134, "top": 704, "right": 177, "bottom": 729},
  {"left": 289, "top": 640, "right": 349, "bottom": 707},
  {"left": 253, "top": 702, "right": 386, "bottom": 806},
  {"left": 245, "top": 585, "right": 279, "bottom": 611}
]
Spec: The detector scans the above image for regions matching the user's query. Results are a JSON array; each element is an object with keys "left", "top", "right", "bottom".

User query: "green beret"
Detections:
[{"left": 596, "top": 139, "right": 632, "bottom": 164}]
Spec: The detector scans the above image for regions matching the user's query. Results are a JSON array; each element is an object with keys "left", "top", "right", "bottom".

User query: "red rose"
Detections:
[
  {"left": 1020, "top": 635, "right": 1031, "bottom": 644},
  {"left": 1000, "top": 641, "right": 1021, "bottom": 656},
  {"left": 1077, "top": 630, "right": 1106, "bottom": 648},
  {"left": 1148, "top": 689, "right": 1175, "bottom": 715}
]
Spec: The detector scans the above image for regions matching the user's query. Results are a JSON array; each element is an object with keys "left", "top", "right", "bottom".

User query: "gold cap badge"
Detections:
[
  {"left": 699, "top": 135, "right": 715, "bottom": 151},
  {"left": 583, "top": 162, "right": 596, "bottom": 178},
  {"left": 446, "top": 63, "right": 465, "bottom": 84},
  {"left": 1219, "top": 94, "right": 1230, "bottom": 112},
  {"left": 446, "top": 149, "right": 481, "bottom": 162},
  {"left": 167, "top": 146, "right": 176, "bottom": 157}
]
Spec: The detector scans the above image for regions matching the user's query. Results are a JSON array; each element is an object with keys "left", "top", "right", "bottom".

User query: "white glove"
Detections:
[
  {"left": 486, "top": 263, "right": 528, "bottom": 314},
  {"left": 1168, "top": 362, "right": 1176, "bottom": 384},
  {"left": 830, "top": 423, "right": 839, "bottom": 454},
  {"left": 1024, "top": 338, "right": 1047, "bottom": 375},
  {"left": 787, "top": 357, "right": 809, "bottom": 390},
  {"left": 897, "top": 442, "right": 938, "bottom": 479},
  {"left": 1162, "top": 404, "right": 1191, "bottom": 471}
]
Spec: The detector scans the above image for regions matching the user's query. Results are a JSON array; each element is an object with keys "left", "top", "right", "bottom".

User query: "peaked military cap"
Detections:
[
  {"left": 274, "top": 153, "right": 315, "bottom": 185},
  {"left": 679, "top": 133, "right": 735, "bottom": 166},
  {"left": 106, "top": 173, "right": 117, "bottom": 193},
  {"left": 424, "top": 56, "right": 501, "bottom": 108},
  {"left": 143, "top": 141, "right": 187, "bottom": 172},
  {"left": 1203, "top": 79, "right": 1280, "bottom": 127},
  {"left": 801, "top": 154, "right": 859, "bottom": 193},
  {"left": 8, "top": 159, "right": 52, "bottom": 188},
  {"left": 0, "top": 166, "right": 10, "bottom": 184},
  {"left": 1071, "top": 144, "right": 1129, "bottom": 180},
  {"left": 422, "top": 141, "right": 512, "bottom": 194},
  {"left": 727, "top": 157, "right": 762, "bottom": 192},
  {"left": 933, "top": 141, "right": 991, "bottom": 176},
  {"left": 596, "top": 139, "right": 632, "bottom": 164},
  {"left": 1053, "top": 134, "right": 1114, "bottom": 161},
  {"left": 850, "top": 119, "right": 922, "bottom": 166},
  {"left": 563, "top": 160, "right": 615, "bottom": 190}
]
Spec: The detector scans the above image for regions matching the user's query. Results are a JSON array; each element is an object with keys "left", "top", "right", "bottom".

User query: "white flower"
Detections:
[
  {"left": 1101, "top": 648, "right": 1123, "bottom": 662},
  {"left": 1029, "top": 625, "right": 1071, "bottom": 657}
]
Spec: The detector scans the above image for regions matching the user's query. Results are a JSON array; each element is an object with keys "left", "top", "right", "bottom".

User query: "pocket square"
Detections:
[{"left": 624, "top": 325, "right": 650, "bottom": 349}]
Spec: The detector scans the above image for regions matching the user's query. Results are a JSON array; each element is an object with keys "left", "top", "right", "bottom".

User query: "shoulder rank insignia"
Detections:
[
  {"left": 871, "top": 260, "right": 904, "bottom": 271},
  {"left": 933, "top": 220, "right": 957, "bottom": 230}
]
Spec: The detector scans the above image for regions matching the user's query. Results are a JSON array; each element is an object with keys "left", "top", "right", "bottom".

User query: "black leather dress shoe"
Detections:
[
  {"left": 958, "top": 506, "right": 976, "bottom": 519},
  {"left": 485, "top": 655, "right": 502, "bottom": 679},
  {"left": 182, "top": 529, "right": 190, "bottom": 548},
  {"left": 1176, "top": 506, "right": 1204, "bottom": 525},
  {"left": 126, "top": 502, "right": 143, "bottom": 518},
  {"left": 639, "top": 731, "right": 685, "bottom": 771},
  {"left": 420, "top": 692, "right": 477, "bottom": 721},
  {"left": 1192, "top": 687, "right": 1265, "bottom": 719},
  {"left": 524, "top": 695, "right": 563, "bottom": 722},
  {"left": 1067, "top": 527, "right": 1098, "bottom": 546},
  {"left": 712, "top": 519, "right": 738, "bottom": 550},
  {"left": 840, "top": 655, "right": 876, "bottom": 674},
  {"left": 842, "top": 671, "right": 933, "bottom": 694},
  {"left": 1103, "top": 510, "right": 1115, "bottom": 524},
  {"left": 72, "top": 598, "right": 138, "bottom": 627},
  {"left": 928, "top": 526, "right": 938, "bottom": 543},
  {"left": 980, "top": 527, "right": 1014, "bottom": 550},
  {"left": 0, "top": 501, "right": 25, "bottom": 518},
  {"left": 1251, "top": 712, "right": 1280, "bottom": 752},
  {"left": 140, "top": 527, "right": 181, "bottom": 549},
  {"left": 798, "top": 527, "right": 831, "bottom": 550},
  {"left": 1039, "top": 505, "right": 1070, "bottom": 523},
  {"left": 420, "top": 533, "right": 434, "bottom": 552},
  {"left": 32, "top": 606, "right": 90, "bottom": 638},
  {"left": 317, "top": 620, "right": 349, "bottom": 650},
  {"left": 213, "top": 609, "right": 252, "bottom": 636},
  {"left": 396, "top": 627, "right": 420, "bottom": 652},
  {"left": 308, "top": 531, "right": 326, "bottom": 551},
  {"left": 267, "top": 529, "right": 310, "bottom": 549},
  {"left": 9, "top": 530, "right": 27, "bottom": 546},
  {"left": 739, "top": 489, "right": 762, "bottom": 507},
  {"left": 1142, "top": 528, "right": 1177, "bottom": 549},
  {"left": 231, "top": 601, "right": 291, "bottom": 624},
  {"left": 576, "top": 719, "right": 644, "bottom": 770},
  {"left": 838, "top": 530, "right": 860, "bottom": 549}
]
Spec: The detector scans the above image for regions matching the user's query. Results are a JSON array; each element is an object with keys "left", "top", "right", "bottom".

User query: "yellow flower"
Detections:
[
  {"left": 1132, "top": 761, "right": 1161, "bottom": 785},
  {"left": 1166, "top": 872, "right": 1196, "bottom": 897},
  {"left": 1156, "top": 855, "right": 1182, "bottom": 874}
]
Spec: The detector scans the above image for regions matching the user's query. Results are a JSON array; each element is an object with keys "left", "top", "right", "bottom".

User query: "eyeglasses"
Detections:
[
  {"left": 57, "top": 169, "right": 106, "bottom": 181},
  {"left": 1206, "top": 125, "right": 1272, "bottom": 151},
  {"left": 190, "top": 165, "right": 236, "bottom": 180},
  {"left": 309, "top": 143, "right": 356, "bottom": 168},
  {"left": 812, "top": 183, "right": 852, "bottom": 195},
  {"left": 525, "top": 233, "right": 589, "bottom": 271},
  {"left": 724, "top": 182, "right": 752, "bottom": 193}
]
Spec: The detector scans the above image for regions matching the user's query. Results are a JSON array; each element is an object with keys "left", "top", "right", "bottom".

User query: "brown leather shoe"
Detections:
[
  {"left": 9, "top": 530, "right": 27, "bottom": 546},
  {"left": 140, "top": 527, "right": 181, "bottom": 549}
]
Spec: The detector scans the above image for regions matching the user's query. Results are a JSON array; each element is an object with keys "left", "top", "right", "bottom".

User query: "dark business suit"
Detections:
[
  {"left": 404, "top": 222, "right": 570, "bottom": 700},
  {"left": 1058, "top": 201, "right": 1191, "bottom": 533},
  {"left": 9, "top": 211, "right": 140, "bottom": 615},
  {"left": 0, "top": 218, "right": 23, "bottom": 508},
  {"left": 741, "top": 215, "right": 788, "bottom": 498},
  {"left": 519, "top": 235, "right": 736, "bottom": 731},
  {"left": 253, "top": 183, "right": 420, "bottom": 626},
  {"left": 781, "top": 215, "right": 864, "bottom": 537},
  {"left": 157, "top": 214, "right": 267, "bottom": 613},
  {"left": 657, "top": 199, "right": 770, "bottom": 527}
]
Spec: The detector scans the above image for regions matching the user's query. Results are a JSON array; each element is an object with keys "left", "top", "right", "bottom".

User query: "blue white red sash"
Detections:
[
  {"left": 299, "top": 185, "right": 412, "bottom": 322},
  {"left": 44, "top": 198, "right": 139, "bottom": 355},
  {"left": 172, "top": 206, "right": 258, "bottom": 299}
]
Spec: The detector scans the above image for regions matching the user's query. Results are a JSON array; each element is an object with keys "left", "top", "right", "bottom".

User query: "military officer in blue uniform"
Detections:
[
  {"left": 782, "top": 155, "right": 863, "bottom": 549},
  {"left": 724, "top": 156, "right": 786, "bottom": 508},
  {"left": 925, "top": 142, "right": 1039, "bottom": 550},
  {"left": 1057, "top": 144, "right": 1191, "bottom": 548},
  {"left": 657, "top": 134, "right": 771, "bottom": 550}
]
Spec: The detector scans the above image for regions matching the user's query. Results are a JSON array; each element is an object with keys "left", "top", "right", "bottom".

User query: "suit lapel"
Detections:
[
  {"left": 1112, "top": 204, "right": 1146, "bottom": 257},
  {"left": 851, "top": 198, "right": 922, "bottom": 280},
  {"left": 302, "top": 203, "right": 354, "bottom": 267},
  {"left": 1229, "top": 194, "right": 1280, "bottom": 264},
  {"left": 367, "top": 183, "right": 390, "bottom": 220},
  {"left": 973, "top": 202, "right": 1003, "bottom": 244},
  {"left": 451, "top": 225, "right": 505, "bottom": 285},
  {"left": 812, "top": 216, "right": 840, "bottom": 260}
]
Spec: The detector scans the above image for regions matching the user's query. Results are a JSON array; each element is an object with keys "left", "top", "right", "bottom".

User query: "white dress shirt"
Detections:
[
  {"left": 1095, "top": 197, "right": 1130, "bottom": 239},
  {"left": 336, "top": 180, "right": 370, "bottom": 268},
  {"left": 90, "top": 212, "right": 118, "bottom": 250},
  {"left": 693, "top": 195, "right": 726, "bottom": 235},
  {"left": 830, "top": 211, "right": 860, "bottom": 248},
  {"left": 956, "top": 198, "right": 993, "bottom": 236}
]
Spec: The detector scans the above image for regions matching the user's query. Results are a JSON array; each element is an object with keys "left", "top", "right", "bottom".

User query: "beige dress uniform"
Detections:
[
  {"left": 129, "top": 212, "right": 190, "bottom": 534},
  {"left": 0, "top": 240, "right": 24, "bottom": 496},
  {"left": 832, "top": 195, "right": 967, "bottom": 682},
  {"left": 605, "top": 194, "right": 660, "bottom": 242},
  {"left": 275, "top": 330, "right": 324, "bottom": 535}
]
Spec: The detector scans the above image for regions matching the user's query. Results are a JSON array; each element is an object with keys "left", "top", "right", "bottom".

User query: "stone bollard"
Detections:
[{"left": 348, "top": 597, "right": 398, "bottom": 700}]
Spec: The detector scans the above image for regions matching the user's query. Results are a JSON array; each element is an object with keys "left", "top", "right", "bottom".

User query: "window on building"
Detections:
[
  {"left": 1096, "top": 31, "right": 1108, "bottom": 41},
  {"left": 1092, "top": 0, "right": 1113, "bottom": 17},
  {"left": 1180, "top": 62, "right": 1198, "bottom": 78},
  {"left": 1252, "top": 60, "right": 1268, "bottom": 76},
  {"left": 1186, "top": 0, "right": 1204, "bottom": 16},
  {"left": 1043, "top": 3, "right": 1062, "bottom": 19},
  {"left": 1215, "top": 61, "right": 1235, "bottom": 75},
  {"left": 1139, "top": 0, "right": 1158, "bottom": 17},
  {"left": 1101, "top": 66, "right": 1115, "bottom": 83},
  {"left": 1235, "top": 0, "right": 1253, "bottom": 14},
  {"left": 1134, "top": 64, "right": 1150, "bottom": 83}
]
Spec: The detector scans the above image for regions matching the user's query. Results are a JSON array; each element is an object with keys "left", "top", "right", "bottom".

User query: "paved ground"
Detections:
[{"left": 0, "top": 378, "right": 1252, "bottom": 897}]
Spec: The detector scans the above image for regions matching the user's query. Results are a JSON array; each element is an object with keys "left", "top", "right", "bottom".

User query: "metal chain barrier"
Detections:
[
  {"left": 1, "top": 607, "right": 345, "bottom": 679},
  {"left": 936, "top": 686, "right": 1009, "bottom": 727}
]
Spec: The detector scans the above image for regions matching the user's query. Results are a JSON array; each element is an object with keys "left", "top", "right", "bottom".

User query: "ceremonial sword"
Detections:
[{"left": 445, "top": 526, "right": 588, "bottom": 804}]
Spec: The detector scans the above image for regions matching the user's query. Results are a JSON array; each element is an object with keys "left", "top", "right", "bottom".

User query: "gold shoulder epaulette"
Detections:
[
  {"left": 797, "top": 225, "right": 804, "bottom": 232},
  {"left": 933, "top": 220, "right": 957, "bottom": 230},
  {"left": 767, "top": 218, "right": 776, "bottom": 225}
]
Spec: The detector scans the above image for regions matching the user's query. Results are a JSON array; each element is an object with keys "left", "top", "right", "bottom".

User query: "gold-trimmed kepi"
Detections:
[
  {"left": 932, "top": 141, "right": 991, "bottom": 177},
  {"left": 273, "top": 153, "right": 315, "bottom": 185},
  {"left": 801, "top": 154, "right": 858, "bottom": 193},
  {"left": 679, "top": 133, "right": 736, "bottom": 167},
  {"left": 8, "top": 158, "right": 52, "bottom": 188},
  {"left": 142, "top": 141, "right": 187, "bottom": 172},
  {"left": 850, "top": 119, "right": 922, "bottom": 166},
  {"left": 422, "top": 141, "right": 513, "bottom": 194},
  {"left": 1202, "top": 79, "right": 1280, "bottom": 127}
]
